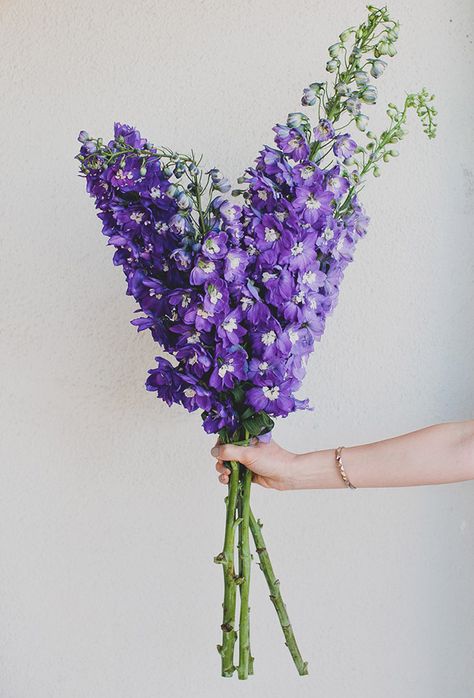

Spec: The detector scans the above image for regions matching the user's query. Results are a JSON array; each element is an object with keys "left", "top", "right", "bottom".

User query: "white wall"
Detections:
[{"left": 1, "top": 1, "right": 473, "bottom": 696}]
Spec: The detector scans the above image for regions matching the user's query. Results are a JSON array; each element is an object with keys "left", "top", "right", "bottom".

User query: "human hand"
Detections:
[{"left": 211, "top": 438, "right": 298, "bottom": 491}]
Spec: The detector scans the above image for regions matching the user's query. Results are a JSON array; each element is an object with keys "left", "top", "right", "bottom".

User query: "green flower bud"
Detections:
[
  {"left": 309, "top": 82, "right": 325, "bottom": 94},
  {"left": 370, "top": 59, "right": 387, "bottom": 78},
  {"left": 373, "top": 166, "right": 381, "bottom": 177},
  {"left": 360, "top": 85, "right": 377, "bottom": 105},
  {"left": 389, "top": 149, "right": 399, "bottom": 157},
  {"left": 354, "top": 71, "right": 369, "bottom": 87},
  {"left": 383, "top": 152, "right": 390, "bottom": 162},
  {"left": 376, "top": 41, "right": 389, "bottom": 56},
  {"left": 366, "top": 131, "right": 376, "bottom": 139},
  {"left": 355, "top": 114, "right": 369, "bottom": 131},
  {"left": 328, "top": 43, "right": 343, "bottom": 58},
  {"left": 140, "top": 166, "right": 147, "bottom": 176},
  {"left": 287, "top": 112, "right": 305, "bottom": 128},
  {"left": 336, "top": 82, "right": 349, "bottom": 96},
  {"left": 387, "top": 43, "right": 397, "bottom": 57},
  {"left": 326, "top": 59, "right": 339, "bottom": 73},
  {"left": 339, "top": 28, "right": 353, "bottom": 42}
]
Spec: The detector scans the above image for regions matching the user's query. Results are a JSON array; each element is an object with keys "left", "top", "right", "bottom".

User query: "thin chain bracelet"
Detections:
[{"left": 335, "top": 446, "right": 357, "bottom": 489}]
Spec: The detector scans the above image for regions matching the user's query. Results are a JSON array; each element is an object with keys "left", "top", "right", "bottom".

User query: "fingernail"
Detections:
[{"left": 211, "top": 447, "right": 219, "bottom": 457}]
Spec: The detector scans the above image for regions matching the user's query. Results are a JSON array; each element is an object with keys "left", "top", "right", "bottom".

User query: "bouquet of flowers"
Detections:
[{"left": 76, "top": 5, "right": 436, "bottom": 679}]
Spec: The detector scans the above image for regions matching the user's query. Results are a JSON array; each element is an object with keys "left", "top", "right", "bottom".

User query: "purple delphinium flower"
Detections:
[
  {"left": 313, "top": 119, "right": 335, "bottom": 142},
  {"left": 272, "top": 125, "right": 310, "bottom": 161},
  {"left": 209, "top": 346, "right": 248, "bottom": 390},
  {"left": 293, "top": 186, "right": 334, "bottom": 225},
  {"left": 333, "top": 133, "right": 357, "bottom": 159},
  {"left": 246, "top": 378, "right": 296, "bottom": 416}
]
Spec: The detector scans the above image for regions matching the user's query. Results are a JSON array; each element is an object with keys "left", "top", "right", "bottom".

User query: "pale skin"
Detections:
[{"left": 211, "top": 420, "right": 474, "bottom": 490}]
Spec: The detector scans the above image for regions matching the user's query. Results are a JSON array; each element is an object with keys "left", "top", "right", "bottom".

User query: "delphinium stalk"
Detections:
[
  {"left": 249, "top": 510, "right": 308, "bottom": 675},
  {"left": 298, "top": 4, "right": 436, "bottom": 193}
]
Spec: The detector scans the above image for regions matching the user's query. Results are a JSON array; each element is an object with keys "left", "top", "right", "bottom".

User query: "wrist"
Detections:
[{"left": 283, "top": 449, "right": 345, "bottom": 490}]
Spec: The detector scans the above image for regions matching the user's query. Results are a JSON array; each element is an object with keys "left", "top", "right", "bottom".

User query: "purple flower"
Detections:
[
  {"left": 293, "top": 186, "right": 334, "bottom": 224},
  {"left": 202, "top": 231, "right": 228, "bottom": 260},
  {"left": 273, "top": 125, "right": 310, "bottom": 161},
  {"left": 146, "top": 357, "right": 181, "bottom": 406},
  {"left": 190, "top": 256, "right": 219, "bottom": 285},
  {"left": 202, "top": 398, "right": 239, "bottom": 434},
  {"left": 224, "top": 249, "right": 249, "bottom": 283},
  {"left": 279, "top": 231, "right": 318, "bottom": 272},
  {"left": 209, "top": 347, "right": 247, "bottom": 390},
  {"left": 246, "top": 379, "right": 296, "bottom": 416},
  {"left": 113, "top": 122, "right": 147, "bottom": 149},
  {"left": 203, "top": 278, "right": 229, "bottom": 316},
  {"left": 217, "top": 308, "right": 247, "bottom": 346},
  {"left": 333, "top": 134, "right": 357, "bottom": 159},
  {"left": 313, "top": 119, "right": 335, "bottom": 142},
  {"left": 250, "top": 317, "right": 291, "bottom": 360}
]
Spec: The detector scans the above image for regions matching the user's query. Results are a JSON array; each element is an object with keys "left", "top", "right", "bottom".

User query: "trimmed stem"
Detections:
[
  {"left": 249, "top": 508, "right": 309, "bottom": 676},
  {"left": 237, "top": 466, "right": 253, "bottom": 679},
  {"left": 215, "top": 460, "right": 240, "bottom": 677}
]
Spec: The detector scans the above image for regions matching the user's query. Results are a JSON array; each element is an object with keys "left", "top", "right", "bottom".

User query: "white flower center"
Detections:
[
  {"left": 150, "top": 186, "right": 161, "bottom": 199},
  {"left": 306, "top": 195, "right": 322, "bottom": 210},
  {"left": 264, "top": 227, "right": 280, "bottom": 242},
  {"left": 208, "top": 286, "right": 223, "bottom": 305},
  {"left": 301, "top": 166, "right": 314, "bottom": 180},
  {"left": 218, "top": 361, "right": 235, "bottom": 378},
  {"left": 116, "top": 168, "right": 134, "bottom": 180},
  {"left": 197, "top": 307, "right": 211, "bottom": 318},
  {"left": 155, "top": 222, "right": 168, "bottom": 234},
  {"left": 130, "top": 211, "right": 144, "bottom": 223},
  {"left": 258, "top": 361, "right": 269, "bottom": 371},
  {"left": 223, "top": 317, "right": 238, "bottom": 332},
  {"left": 201, "top": 261, "right": 216, "bottom": 274},
  {"left": 257, "top": 190, "right": 268, "bottom": 201},
  {"left": 229, "top": 254, "right": 240, "bottom": 269},
  {"left": 181, "top": 294, "right": 191, "bottom": 308},
  {"left": 184, "top": 388, "right": 196, "bottom": 398},
  {"left": 205, "top": 239, "right": 220, "bottom": 254},
  {"left": 189, "top": 354, "right": 198, "bottom": 366},
  {"left": 291, "top": 242, "right": 304, "bottom": 256},
  {"left": 322, "top": 226, "right": 334, "bottom": 240},
  {"left": 262, "top": 386, "right": 280, "bottom": 401},
  {"left": 187, "top": 331, "right": 201, "bottom": 344},
  {"left": 241, "top": 298, "right": 254, "bottom": 310},
  {"left": 289, "top": 330, "right": 299, "bottom": 344},
  {"left": 293, "top": 291, "right": 305, "bottom": 304},
  {"left": 275, "top": 211, "right": 288, "bottom": 222},
  {"left": 262, "top": 272, "right": 276, "bottom": 282},
  {"left": 289, "top": 137, "right": 301, "bottom": 149},
  {"left": 262, "top": 330, "right": 276, "bottom": 346},
  {"left": 302, "top": 271, "right": 316, "bottom": 285}
]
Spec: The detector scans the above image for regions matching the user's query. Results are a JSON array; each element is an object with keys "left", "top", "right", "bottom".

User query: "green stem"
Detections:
[
  {"left": 249, "top": 508, "right": 309, "bottom": 676},
  {"left": 215, "top": 459, "right": 240, "bottom": 677},
  {"left": 237, "top": 465, "right": 253, "bottom": 679}
]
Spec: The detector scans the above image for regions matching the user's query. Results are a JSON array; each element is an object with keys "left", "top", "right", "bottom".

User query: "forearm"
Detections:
[{"left": 287, "top": 420, "right": 474, "bottom": 490}]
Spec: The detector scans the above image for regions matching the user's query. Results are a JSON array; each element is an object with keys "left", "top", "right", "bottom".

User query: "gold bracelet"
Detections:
[{"left": 335, "top": 446, "right": 357, "bottom": 489}]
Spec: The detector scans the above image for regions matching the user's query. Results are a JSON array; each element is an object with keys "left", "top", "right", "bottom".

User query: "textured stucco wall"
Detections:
[{"left": 1, "top": 1, "right": 473, "bottom": 696}]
